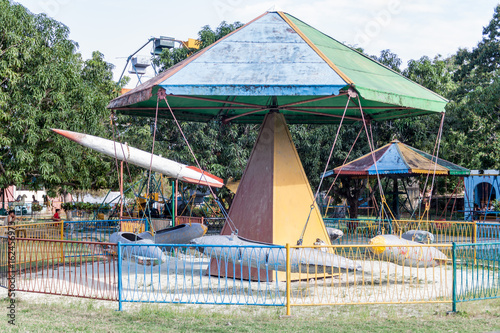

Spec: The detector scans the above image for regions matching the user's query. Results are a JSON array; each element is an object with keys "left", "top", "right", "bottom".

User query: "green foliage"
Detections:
[
  {"left": 404, "top": 55, "right": 457, "bottom": 97},
  {"left": 0, "top": 1, "right": 120, "bottom": 193},
  {"left": 197, "top": 21, "right": 244, "bottom": 49},
  {"left": 31, "top": 203, "right": 43, "bottom": 212},
  {"left": 370, "top": 49, "right": 402, "bottom": 72},
  {"left": 442, "top": 5, "right": 500, "bottom": 170}
]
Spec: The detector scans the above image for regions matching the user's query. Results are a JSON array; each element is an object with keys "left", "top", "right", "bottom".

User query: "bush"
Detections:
[{"left": 31, "top": 203, "right": 43, "bottom": 212}]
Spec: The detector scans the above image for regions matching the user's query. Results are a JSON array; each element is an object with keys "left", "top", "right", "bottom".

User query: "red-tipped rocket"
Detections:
[{"left": 51, "top": 129, "right": 224, "bottom": 188}]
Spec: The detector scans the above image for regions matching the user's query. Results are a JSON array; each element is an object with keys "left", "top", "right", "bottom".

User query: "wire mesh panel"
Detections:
[
  {"left": 150, "top": 218, "right": 172, "bottom": 232},
  {"left": 119, "top": 244, "right": 286, "bottom": 306},
  {"left": 454, "top": 242, "right": 500, "bottom": 303},
  {"left": 289, "top": 244, "right": 453, "bottom": 307},
  {"left": 14, "top": 238, "right": 118, "bottom": 300}
]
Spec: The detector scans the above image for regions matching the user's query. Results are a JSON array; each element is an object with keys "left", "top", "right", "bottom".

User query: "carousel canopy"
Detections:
[
  {"left": 108, "top": 12, "right": 448, "bottom": 124},
  {"left": 323, "top": 140, "right": 470, "bottom": 177}
]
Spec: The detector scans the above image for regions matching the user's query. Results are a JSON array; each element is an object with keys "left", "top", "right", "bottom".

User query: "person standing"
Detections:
[
  {"left": 3, "top": 210, "right": 16, "bottom": 226},
  {"left": 52, "top": 209, "right": 62, "bottom": 221}
]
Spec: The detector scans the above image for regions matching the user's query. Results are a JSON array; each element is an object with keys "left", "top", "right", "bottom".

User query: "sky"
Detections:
[{"left": 14, "top": 0, "right": 500, "bottom": 88}]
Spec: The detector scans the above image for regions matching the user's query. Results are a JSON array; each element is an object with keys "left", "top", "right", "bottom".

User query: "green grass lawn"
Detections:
[{"left": 0, "top": 295, "right": 498, "bottom": 332}]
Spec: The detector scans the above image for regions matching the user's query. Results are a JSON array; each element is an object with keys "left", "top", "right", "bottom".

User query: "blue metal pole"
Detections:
[{"left": 117, "top": 241, "right": 123, "bottom": 311}]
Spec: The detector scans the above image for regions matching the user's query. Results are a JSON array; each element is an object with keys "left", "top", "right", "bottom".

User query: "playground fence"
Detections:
[
  {"left": 323, "top": 218, "right": 392, "bottom": 244},
  {"left": 0, "top": 224, "right": 497, "bottom": 314},
  {"left": 117, "top": 243, "right": 286, "bottom": 309},
  {"left": 324, "top": 218, "right": 478, "bottom": 245},
  {"left": 476, "top": 223, "right": 500, "bottom": 242},
  {"left": 4, "top": 238, "right": 118, "bottom": 300},
  {"left": 453, "top": 242, "right": 500, "bottom": 310},
  {"left": 0, "top": 221, "right": 62, "bottom": 240},
  {"left": 287, "top": 244, "right": 453, "bottom": 311}
]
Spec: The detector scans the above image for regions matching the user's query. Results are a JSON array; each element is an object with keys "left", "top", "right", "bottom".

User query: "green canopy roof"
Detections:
[{"left": 108, "top": 12, "right": 447, "bottom": 124}]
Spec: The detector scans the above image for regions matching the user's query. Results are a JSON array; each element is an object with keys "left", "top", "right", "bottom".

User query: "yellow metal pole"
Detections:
[
  {"left": 60, "top": 220, "right": 64, "bottom": 240},
  {"left": 286, "top": 243, "right": 291, "bottom": 316},
  {"left": 473, "top": 221, "right": 477, "bottom": 265},
  {"left": 60, "top": 220, "right": 64, "bottom": 261}
]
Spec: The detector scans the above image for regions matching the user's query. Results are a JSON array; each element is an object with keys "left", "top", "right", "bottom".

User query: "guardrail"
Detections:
[
  {"left": 0, "top": 233, "right": 497, "bottom": 314},
  {"left": 6, "top": 238, "right": 118, "bottom": 300},
  {"left": 453, "top": 242, "right": 500, "bottom": 311},
  {"left": 286, "top": 243, "right": 453, "bottom": 314},
  {"left": 0, "top": 219, "right": 147, "bottom": 243},
  {"left": 392, "top": 220, "right": 476, "bottom": 244},
  {"left": 323, "top": 218, "right": 392, "bottom": 244},
  {"left": 0, "top": 221, "right": 63, "bottom": 240},
  {"left": 323, "top": 218, "right": 482, "bottom": 245},
  {"left": 117, "top": 243, "right": 286, "bottom": 310},
  {"left": 476, "top": 223, "right": 500, "bottom": 242}
]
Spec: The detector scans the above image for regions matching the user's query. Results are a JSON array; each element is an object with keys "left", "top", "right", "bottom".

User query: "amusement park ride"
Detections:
[{"left": 45, "top": 11, "right": 496, "bottom": 281}]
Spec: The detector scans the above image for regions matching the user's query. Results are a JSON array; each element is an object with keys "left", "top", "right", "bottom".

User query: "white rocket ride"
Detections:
[{"left": 51, "top": 129, "right": 224, "bottom": 188}]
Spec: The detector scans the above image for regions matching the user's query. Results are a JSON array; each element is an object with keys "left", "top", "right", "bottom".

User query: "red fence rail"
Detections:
[{"left": 12, "top": 238, "right": 118, "bottom": 301}]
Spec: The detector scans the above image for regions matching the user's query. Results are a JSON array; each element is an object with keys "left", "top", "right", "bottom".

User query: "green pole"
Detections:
[
  {"left": 171, "top": 179, "right": 175, "bottom": 227},
  {"left": 452, "top": 242, "right": 457, "bottom": 313}
]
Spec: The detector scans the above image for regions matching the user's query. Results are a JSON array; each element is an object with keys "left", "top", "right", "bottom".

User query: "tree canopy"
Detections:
[{"left": 0, "top": 0, "right": 120, "bottom": 194}]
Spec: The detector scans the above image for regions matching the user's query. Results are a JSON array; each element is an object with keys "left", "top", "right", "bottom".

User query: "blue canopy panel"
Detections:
[
  {"left": 159, "top": 12, "right": 347, "bottom": 96},
  {"left": 367, "top": 144, "right": 410, "bottom": 175}
]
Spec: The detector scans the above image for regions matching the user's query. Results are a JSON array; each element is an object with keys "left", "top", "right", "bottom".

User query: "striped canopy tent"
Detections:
[
  {"left": 323, "top": 140, "right": 469, "bottom": 220},
  {"left": 108, "top": 11, "right": 447, "bottom": 124},
  {"left": 323, "top": 140, "right": 470, "bottom": 178}
]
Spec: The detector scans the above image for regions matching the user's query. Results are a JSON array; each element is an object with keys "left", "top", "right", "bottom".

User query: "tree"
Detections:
[
  {"left": 443, "top": 5, "right": 500, "bottom": 170},
  {"left": 0, "top": 1, "right": 120, "bottom": 195},
  {"left": 152, "top": 21, "right": 244, "bottom": 73},
  {"left": 370, "top": 49, "right": 402, "bottom": 72}
]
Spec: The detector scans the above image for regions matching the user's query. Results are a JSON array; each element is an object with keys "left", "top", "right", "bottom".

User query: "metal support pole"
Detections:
[
  {"left": 175, "top": 179, "right": 178, "bottom": 226},
  {"left": 120, "top": 161, "right": 124, "bottom": 219},
  {"left": 117, "top": 242, "right": 123, "bottom": 311},
  {"left": 171, "top": 180, "right": 175, "bottom": 227},
  {"left": 286, "top": 243, "right": 291, "bottom": 316},
  {"left": 60, "top": 221, "right": 64, "bottom": 260},
  {"left": 452, "top": 242, "right": 457, "bottom": 313}
]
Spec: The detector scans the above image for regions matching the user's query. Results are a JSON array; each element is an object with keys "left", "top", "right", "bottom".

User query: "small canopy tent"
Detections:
[{"left": 323, "top": 140, "right": 469, "bottom": 218}]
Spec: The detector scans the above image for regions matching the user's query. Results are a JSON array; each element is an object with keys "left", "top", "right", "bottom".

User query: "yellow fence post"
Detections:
[
  {"left": 60, "top": 221, "right": 64, "bottom": 261},
  {"left": 286, "top": 243, "right": 291, "bottom": 316},
  {"left": 473, "top": 221, "right": 477, "bottom": 265}
]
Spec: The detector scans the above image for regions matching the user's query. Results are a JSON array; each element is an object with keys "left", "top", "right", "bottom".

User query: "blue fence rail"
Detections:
[
  {"left": 453, "top": 241, "right": 500, "bottom": 310},
  {"left": 476, "top": 223, "right": 500, "bottom": 242},
  {"left": 64, "top": 219, "right": 147, "bottom": 243},
  {"left": 117, "top": 243, "right": 287, "bottom": 310}
]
